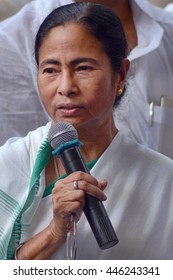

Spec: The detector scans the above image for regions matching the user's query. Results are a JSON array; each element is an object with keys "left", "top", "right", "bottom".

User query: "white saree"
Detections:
[
  {"left": 0, "top": 122, "right": 173, "bottom": 260},
  {"left": 0, "top": 122, "right": 52, "bottom": 259}
]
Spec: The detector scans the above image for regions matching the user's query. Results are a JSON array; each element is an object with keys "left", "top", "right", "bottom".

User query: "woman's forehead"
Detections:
[
  {"left": 38, "top": 24, "right": 107, "bottom": 61},
  {"left": 40, "top": 23, "right": 102, "bottom": 49}
]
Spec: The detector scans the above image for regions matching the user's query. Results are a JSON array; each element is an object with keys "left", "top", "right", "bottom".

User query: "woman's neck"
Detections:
[{"left": 77, "top": 121, "right": 118, "bottom": 163}]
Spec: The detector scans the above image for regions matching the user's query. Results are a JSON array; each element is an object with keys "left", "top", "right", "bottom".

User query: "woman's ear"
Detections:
[{"left": 116, "top": 59, "right": 130, "bottom": 96}]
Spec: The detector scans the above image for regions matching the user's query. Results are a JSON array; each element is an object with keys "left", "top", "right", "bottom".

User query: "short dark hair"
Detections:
[{"left": 35, "top": 2, "right": 128, "bottom": 106}]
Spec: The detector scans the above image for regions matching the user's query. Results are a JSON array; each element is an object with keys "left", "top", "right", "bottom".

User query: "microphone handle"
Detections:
[{"left": 58, "top": 146, "right": 119, "bottom": 249}]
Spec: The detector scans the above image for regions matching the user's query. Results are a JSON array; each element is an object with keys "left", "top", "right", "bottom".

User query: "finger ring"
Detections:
[{"left": 73, "top": 180, "right": 78, "bottom": 190}]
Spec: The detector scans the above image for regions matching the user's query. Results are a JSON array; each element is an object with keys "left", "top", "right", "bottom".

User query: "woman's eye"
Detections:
[
  {"left": 77, "top": 65, "right": 93, "bottom": 71},
  {"left": 43, "top": 68, "right": 57, "bottom": 74}
]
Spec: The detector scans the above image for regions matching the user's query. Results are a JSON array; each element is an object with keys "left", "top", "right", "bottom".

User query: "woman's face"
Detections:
[{"left": 38, "top": 23, "right": 124, "bottom": 131}]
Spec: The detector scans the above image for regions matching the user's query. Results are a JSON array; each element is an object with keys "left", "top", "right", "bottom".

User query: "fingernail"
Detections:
[
  {"left": 99, "top": 180, "right": 108, "bottom": 189},
  {"left": 102, "top": 193, "right": 107, "bottom": 201}
]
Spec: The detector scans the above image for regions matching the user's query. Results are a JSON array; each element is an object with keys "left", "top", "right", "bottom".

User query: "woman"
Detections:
[{"left": 0, "top": 2, "right": 173, "bottom": 260}]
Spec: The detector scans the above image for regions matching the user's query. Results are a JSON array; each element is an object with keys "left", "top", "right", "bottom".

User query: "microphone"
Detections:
[{"left": 48, "top": 121, "right": 118, "bottom": 249}]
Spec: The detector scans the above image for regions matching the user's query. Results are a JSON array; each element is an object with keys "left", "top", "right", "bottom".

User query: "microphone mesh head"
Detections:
[{"left": 48, "top": 121, "right": 78, "bottom": 149}]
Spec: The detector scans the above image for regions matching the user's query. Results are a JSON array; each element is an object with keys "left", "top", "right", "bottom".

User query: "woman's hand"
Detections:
[
  {"left": 16, "top": 172, "right": 107, "bottom": 260},
  {"left": 50, "top": 171, "right": 108, "bottom": 241}
]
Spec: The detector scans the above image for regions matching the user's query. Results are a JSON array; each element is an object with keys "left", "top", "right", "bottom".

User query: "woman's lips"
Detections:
[{"left": 57, "top": 104, "right": 83, "bottom": 116}]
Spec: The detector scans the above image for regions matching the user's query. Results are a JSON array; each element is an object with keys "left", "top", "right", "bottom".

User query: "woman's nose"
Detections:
[{"left": 57, "top": 71, "right": 77, "bottom": 97}]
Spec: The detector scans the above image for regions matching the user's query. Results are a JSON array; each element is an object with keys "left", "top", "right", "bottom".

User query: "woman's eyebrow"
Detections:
[
  {"left": 70, "top": 57, "right": 99, "bottom": 66},
  {"left": 39, "top": 59, "right": 60, "bottom": 68},
  {"left": 39, "top": 57, "right": 99, "bottom": 68}
]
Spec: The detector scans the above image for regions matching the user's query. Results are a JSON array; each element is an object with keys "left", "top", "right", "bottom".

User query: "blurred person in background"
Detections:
[{"left": 165, "top": 3, "right": 173, "bottom": 11}]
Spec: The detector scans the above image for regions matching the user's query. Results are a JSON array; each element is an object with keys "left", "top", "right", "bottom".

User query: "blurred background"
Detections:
[
  {"left": 0, "top": 0, "right": 173, "bottom": 21},
  {"left": 0, "top": 0, "right": 32, "bottom": 21},
  {"left": 149, "top": 0, "right": 173, "bottom": 6}
]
